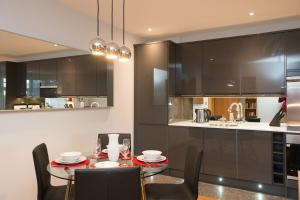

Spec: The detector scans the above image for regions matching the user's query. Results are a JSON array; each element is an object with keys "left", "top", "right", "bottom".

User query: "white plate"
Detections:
[
  {"left": 55, "top": 156, "right": 87, "bottom": 164},
  {"left": 137, "top": 155, "right": 166, "bottom": 163},
  {"left": 94, "top": 161, "right": 119, "bottom": 168},
  {"left": 101, "top": 149, "right": 108, "bottom": 153}
]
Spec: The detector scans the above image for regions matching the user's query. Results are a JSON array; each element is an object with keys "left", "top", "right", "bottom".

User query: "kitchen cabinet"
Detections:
[
  {"left": 0, "top": 63, "right": 6, "bottom": 109},
  {"left": 57, "top": 57, "right": 76, "bottom": 96},
  {"left": 97, "top": 58, "right": 109, "bottom": 96},
  {"left": 240, "top": 33, "right": 285, "bottom": 94},
  {"left": 168, "top": 127, "right": 204, "bottom": 171},
  {"left": 203, "top": 128, "right": 237, "bottom": 178},
  {"left": 175, "top": 42, "right": 203, "bottom": 95},
  {"left": 75, "top": 55, "right": 98, "bottom": 96},
  {"left": 237, "top": 130, "right": 273, "bottom": 184},
  {"left": 284, "top": 29, "right": 300, "bottom": 75},
  {"left": 134, "top": 124, "right": 168, "bottom": 156},
  {"left": 26, "top": 61, "right": 40, "bottom": 97},
  {"left": 134, "top": 41, "right": 175, "bottom": 125},
  {"left": 39, "top": 59, "right": 57, "bottom": 87}
]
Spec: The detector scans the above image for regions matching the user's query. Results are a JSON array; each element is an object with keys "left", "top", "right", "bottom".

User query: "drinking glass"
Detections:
[
  {"left": 121, "top": 139, "right": 130, "bottom": 164},
  {"left": 93, "top": 137, "right": 101, "bottom": 160}
]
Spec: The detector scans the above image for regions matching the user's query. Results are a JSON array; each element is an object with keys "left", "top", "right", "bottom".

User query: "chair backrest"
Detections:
[
  {"left": 183, "top": 145, "right": 203, "bottom": 200},
  {"left": 75, "top": 167, "right": 141, "bottom": 200},
  {"left": 32, "top": 143, "right": 51, "bottom": 200},
  {"left": 98, "top": 133, "right": 131, "bottom": 149}
]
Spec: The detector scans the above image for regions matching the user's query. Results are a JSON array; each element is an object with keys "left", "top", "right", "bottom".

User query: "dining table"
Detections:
[{"left": 47, "top": 154, "right": 169, "bottom": 200}]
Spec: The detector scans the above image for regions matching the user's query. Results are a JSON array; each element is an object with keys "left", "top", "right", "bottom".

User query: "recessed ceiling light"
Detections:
[
  {"left": 249, "top": 12, "right": 255, "bottom": 16},
  {"left": 147, "top": 28, "right": 153, "bottom": 32},
  {"left": 53, "top": 44, "right": 58, "bottom": 47}
]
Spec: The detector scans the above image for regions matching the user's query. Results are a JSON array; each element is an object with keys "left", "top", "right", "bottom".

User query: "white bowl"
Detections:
[
  {"left": 142, "top": 150, "right": 162, "bottom": 161},
  {"left": 60, "top": 152, "right": 82, "bottom": 162},
  {"left": 94, "top": 161, "right": 119, "bottom": 168}
]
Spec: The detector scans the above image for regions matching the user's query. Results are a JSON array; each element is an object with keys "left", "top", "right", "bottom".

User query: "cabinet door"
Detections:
[
  {"left": 176, "top": 42, "right": 202, "bottom": 95},
  {"left": 241, "top": 33, "right": 285, "bottom": 94},
  {"left": 203, "top": 128, "right": 237, "bottom": 178},
  {"left": 135, "top": 42, "right": 170, "bottom": 125},
  {"left": 97, "top": 58, "right": 108, "bottom": 96},
  {"left": 39, "top": 59, "right": 57, "bottom": 87},
  {"left": 285, "top": 30, "right": 300, "bottom": 72},
  {"left": 26, "top": 61, "right": 40, "bottom": 97},
  {"left": 57, "top": 57, "right": 76, "bottom": 96},
  {"left": 237, "top": 130, "right": 272, "bottom": 184},
  {"left": 75, "top": 55, "right": 98, "bottom": 96},
  {"left": 134, "top": 124, "right": 168, "bottom": 156},
  {"left": 168, "top": 127, "right": 204, "bottom": 171},
  {"left": 203, "top": 38, "right": 242, "bottom": 95},
  {"left": 0, "top": 63, "right": 5, "bottom": 109}
]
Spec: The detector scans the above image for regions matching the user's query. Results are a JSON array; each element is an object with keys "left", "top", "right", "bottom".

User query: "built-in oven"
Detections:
[{"left": 286, "top": 134, "right": 300, "bottom": 180}]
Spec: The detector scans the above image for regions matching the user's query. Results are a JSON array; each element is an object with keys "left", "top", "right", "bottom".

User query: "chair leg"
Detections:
[
  {"left": 64, "top": 178, "right": 73, "bottom": 200},
  {"left": 141, "top": 178, "right": 146, "bottom": 200}
]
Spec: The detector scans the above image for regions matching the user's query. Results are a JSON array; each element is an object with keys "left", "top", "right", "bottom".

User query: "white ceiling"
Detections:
[
  {"left": 56, "top": 0, "right": 300, "bottom": 38},
  {"left": 0, "top": 30, "right": 71, "bottom": 60}
]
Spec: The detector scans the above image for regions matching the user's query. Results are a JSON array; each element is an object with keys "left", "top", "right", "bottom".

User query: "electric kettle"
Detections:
[{"left": 195, "top": 109, "right": 211, "bottom": 123}]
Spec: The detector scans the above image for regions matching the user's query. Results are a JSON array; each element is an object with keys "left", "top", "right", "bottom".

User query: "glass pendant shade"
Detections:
[
  {"left": 89, "top": 37, "right": 106, "bottom": 56},
  {"left": 119, "top": 45, "right": 131, "bottom": 62},
  {"left": 106, "top": 41, "right": 120, "bottom": 59}
]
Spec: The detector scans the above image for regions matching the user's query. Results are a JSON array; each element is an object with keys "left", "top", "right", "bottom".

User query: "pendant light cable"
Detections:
[
  {"left": 111, "top": 0, "right": 114, "bottom": 41},
  {"left": 122, "top": 0, "right": 125, "bottom": 45},
  {"left": 97, "top": 0, "right": 99, "bottom": 36}
]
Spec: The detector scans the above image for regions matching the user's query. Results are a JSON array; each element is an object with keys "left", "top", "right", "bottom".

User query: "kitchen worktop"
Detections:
[{"left": 169, "top": 120, "right": 300, "bottom": 134}]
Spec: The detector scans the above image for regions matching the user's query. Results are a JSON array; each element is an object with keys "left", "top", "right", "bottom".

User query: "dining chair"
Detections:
[
  {"left": 145, "top": 145, "right": 203, "bottom": 200},
  {"left": 32, "top": 143, "right": 74, "bottom": 200},
  {"left": 98, "top": 133, "right": 131, "bottom": 148},
  {"left": 75, "top": 166, "right": 141, "bottom": 200}
]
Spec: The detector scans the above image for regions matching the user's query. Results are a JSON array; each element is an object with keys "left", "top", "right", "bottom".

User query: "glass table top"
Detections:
[{"left": 47, "top": 157, "right": 168, "bottom": 181}]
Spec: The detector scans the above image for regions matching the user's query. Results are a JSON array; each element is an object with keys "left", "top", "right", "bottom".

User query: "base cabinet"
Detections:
[
  {"left": 168, "top": 127, "right": 204, "bottom": 171},
  {"left": 237, "top": 130, "right": 273, "bottom": 184},
  {"left": 203, "top": 128, "right": 237, "bottom": 178}
]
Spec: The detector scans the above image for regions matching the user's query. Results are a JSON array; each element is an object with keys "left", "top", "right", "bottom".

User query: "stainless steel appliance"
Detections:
[
  {"left": 286, "top": 134, "right": 300, "bottom": 180},
  {"left": 195, "top": 109, "right": 211, "bottom": 123},
  {"left": 287, "top": 76, "right": 300, "bottom": 131}
]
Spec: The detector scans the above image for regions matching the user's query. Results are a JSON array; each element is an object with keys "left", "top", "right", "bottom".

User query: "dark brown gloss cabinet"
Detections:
[
  {"left": 284, "top": 29, "right": 300, "bottom": 74},
  {"left": 75, "top": 55, "right": 98, "bottom": 96},
  {"left": 203, "top": 128, "right": 237, "bottom": 178},
  {"left": 39, "top": 59, "right": 57, "bottom": 87},
  {"left": 175, "top": 42, "right": 202, "bottom": 95},
  {"left": 134, "top": 41, "right": 175, "bottom": 125},
  {"left": 26, "top": 61, "right": 40, "bottom": 97},
  {"left": 237, "top": 130, "right": 273, "bottom": 184},
  {"left": 203, "top": 38, "right": 242, "bottom": 95},
  {"left": 57, "top": 57, "right": 76, "bottom": 96},
  {"left": 240, "top": 33, "right": 285, "bottom": 94}
]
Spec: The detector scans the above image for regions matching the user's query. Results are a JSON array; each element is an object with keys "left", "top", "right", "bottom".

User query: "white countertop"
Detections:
[{"left": 169, "top": 120, "right": 300, "bottom": 134}]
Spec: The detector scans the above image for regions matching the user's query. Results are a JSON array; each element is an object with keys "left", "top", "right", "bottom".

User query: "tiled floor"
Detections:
[{"left": 145, "top": 175, "right": 291, "bottom": 200}]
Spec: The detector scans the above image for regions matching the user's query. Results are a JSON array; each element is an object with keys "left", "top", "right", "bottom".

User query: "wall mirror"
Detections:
[{"left": 0, "top": 30, "right": 113, "bottom": 111}]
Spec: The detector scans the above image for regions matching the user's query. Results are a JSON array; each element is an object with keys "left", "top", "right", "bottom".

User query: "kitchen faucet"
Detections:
[{"left": 228, "top": 102, "right": 243, "bottom": 122}]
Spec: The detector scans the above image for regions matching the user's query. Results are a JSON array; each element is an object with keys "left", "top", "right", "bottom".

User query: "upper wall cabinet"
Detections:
[
  {"left": 26, "top": 61, "right": 40, "bottom": 97},
  {"left": 284, "top": 29, "right": 300, "bottom": 76},
  {"left": 240, "top": 33, "right": 285, "bottom": 94},
  {"left": 57, "top": 57, "right": 77, "bottom": 96},
  {"left": 39, "top": 59, "right": 57, "bottom": 87},
  {"left": 176, "top": 42, "right": 202, "bottom": 95},
  {"left": 203, "top": 37, "right": 242, "bottom": 95},
  {"left": 134, "top": 41, "right": 175, "bottom": 125}
]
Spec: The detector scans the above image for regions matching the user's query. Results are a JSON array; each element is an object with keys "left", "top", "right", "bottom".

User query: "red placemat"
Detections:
[
  {"left": 98, "top": 152, "right": 131, "bottom": 160},
  {"left": 132, "top": 157, "right": 168, "bottom": 167},
  {"left": 50, "top": 159, "right": 90, "bottom": 168}
]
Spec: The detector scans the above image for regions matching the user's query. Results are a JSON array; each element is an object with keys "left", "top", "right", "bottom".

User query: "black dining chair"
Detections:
[
  {"left": 145, "top": 145, "right": 203, "bottom": 200},
  {"left": 75, "top": 167, "right": 141, "bottom": 200},
  {"left": 32, "top": 143, "right": 74, "bottom": 200},
  {"left": 98, "top": 133, "right": 131, "bottom": 149}
]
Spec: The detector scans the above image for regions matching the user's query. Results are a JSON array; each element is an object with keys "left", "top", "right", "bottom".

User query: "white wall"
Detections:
[
  {"left": 0, "top": 0, "right": 141, "bottom": 200},
  {"left": 257, "top": 97, "right": 282, "bottom": 123}
]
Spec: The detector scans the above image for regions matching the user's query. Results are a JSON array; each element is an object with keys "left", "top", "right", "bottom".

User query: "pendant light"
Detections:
[
  {"left": 89, "top": 0, "right": 106, "bottom": 56},
  {"left": 119, "top": 0, "right": 131, "bottom": 62},
  {"left": 106, "top": 0, "right": 120, "bottom": 59}
]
